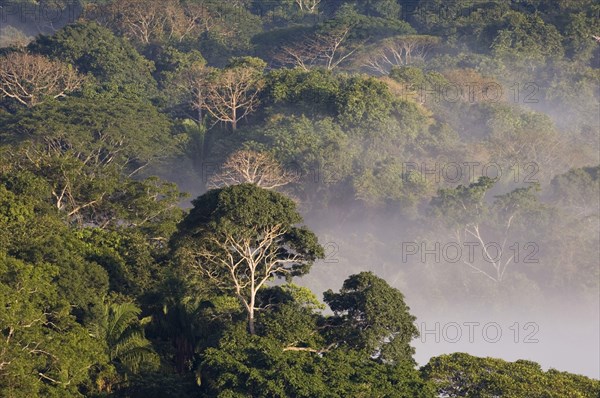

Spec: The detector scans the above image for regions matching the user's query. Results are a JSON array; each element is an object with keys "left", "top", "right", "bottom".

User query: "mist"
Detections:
[
  {"left": 0, "top": 2, "right": 82, "bottom": 46},
  {"left": 0, "top": 0, "right": 598, "bottom": 394},
  {"left": 295, "top": 196, "right": 599, "bottom": 378}
]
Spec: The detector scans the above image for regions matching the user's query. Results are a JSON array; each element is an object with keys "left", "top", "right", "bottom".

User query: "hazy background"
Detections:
[{"left": 1, "top": 0, "right": 598, "bottom": 381}]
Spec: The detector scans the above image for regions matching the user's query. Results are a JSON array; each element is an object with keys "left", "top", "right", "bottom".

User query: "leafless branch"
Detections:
[
  {"left": 208, "top": 150, "right": 298, "bottom": 190},
  {"left": 275, "top": 27, "right": 359, "bottom": 71},
  {"left": 0, "top": 52, "right": 85, "bottom": 107}
]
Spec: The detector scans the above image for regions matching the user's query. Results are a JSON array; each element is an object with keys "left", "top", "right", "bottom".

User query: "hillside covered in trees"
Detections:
[{"left": 0, "top": 0, "right": 599, "bottom": 396}]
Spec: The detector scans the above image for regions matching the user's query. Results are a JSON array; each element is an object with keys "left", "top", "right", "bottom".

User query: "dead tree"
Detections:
[
  {"left": 96, "top": 0, "right": 215, "bottom": 44},
  {"left": 175, "top": 63, "right": 211, "bottom": 123},
  {"left": 200, "top": 67, "right": 264, "bottom": 131},
  {"left": 208, "top": 150, "right": 298, "bottom": 190},
  {"left": 294, "top": 0, "right": 321, "bottom": 13},
  {"left": 0, "top": 52, "right": 85, "bottom": 107},
  {"left": 359, "top": 35, "right": 439, "bottom": 75},
  {"left": 275, "top": 27, "right": 358, "bottom": 71}
]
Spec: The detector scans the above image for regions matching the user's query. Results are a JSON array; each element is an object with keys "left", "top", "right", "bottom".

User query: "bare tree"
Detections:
[
  {"left": 0, "top": 52, "right": 85, "bottom": 107},
  {"left": 275, "top": 41, "right": 318, "bottom": 71},
  {"left": 487, "top": 125, "right": 575, "bottom": 183},
  {"left": 208, "top": 150, "right": 298, "bottom": 190},
  {"left": 201, "top": 67, "right": 265, "bottom": 130},
  {"left": 176, "top": 62, "right": 211, "bottom": 123},
  {"left": 294, "top": 0, "right": 321, "bottom": 14},
  {"left": 164, "top": 2, "right": 211, "bottom": 43},
  {"left": 430, "top": 178, "right": 546, "bottom": 283},
  {"left": 275, "top": 27, "right": 359, "bottom": 71},
  {"left": 191, "top": 224, "right": 303, "bottom": 334},
  {"left": 106, "top": 0, "right": 167, "bottom": 44},
  {"left": 359, "top": 35, "right": 439, "bottom": 75},
  {"left": 451, "top": 220, "right": 517, "bottom": 283},
  {"left": 97, "top": 0, "right": 213, "bottom": 44}
]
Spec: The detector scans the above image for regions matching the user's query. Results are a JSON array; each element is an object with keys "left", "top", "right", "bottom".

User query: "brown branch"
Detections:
[
  {"left": 208, "top": 150, "right": 298, "bottom": 190},
  {"left": 0, "top": 52, "right": 85, "bottom": 107}
]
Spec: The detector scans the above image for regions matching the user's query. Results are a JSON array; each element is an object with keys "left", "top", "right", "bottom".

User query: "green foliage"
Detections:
[
  {"left": 541, "top": 165, "right": 600, "bottom": 297},
  {"left": 173, "top": 184, "right": 324, "bottom": 335},
  {"left": 422, "top": 353, "right": 600, "bottom": 397},
  {"left": 264, "top": 68, "right": 341, "bottom": 118},
  {"left": 562, "top": 10, "right": 600, "bottom": 62},
  {"left": 77, "top": 226, "right": 175, "bottom": 298},
  {"left": 0, "top": 0, "right": 598, "bottom": 395},
  {"left": 226, "top": 56, "right": 267, "bottom": 70},
  {"left": 0, "top": 176, "right": 109, "bottom": 322},
  {"left": 491, "top": 12, "right": 564, "bottom": 64},
  {"left": 202, "top": 329, "right": 433, "bottom": 397},
  {"left": 151, "top": 46, "right": 206, "bottom": 87},
  {"left": 0, "top": 253, "right": 105, "bottom": 397},
  {"left": 390, "top": 66, "right": 427, "bottom": 86},
  {"left": 179, "top": 184, "right": 303, "bottom": 237},
  {"left": 336, "top": 75, "right": 393, "bottom": 126},
  {"left": 198, "top": 3, "right": 263, "bottom": 65},
  {"left": 29, "top": 22, "right": 158, "bottom": 98},
  {"left": 244, "top": 114, "right": 353, "bottom": 204},
  {"left": 200, "top": 272, "right": 432, "bottom": 397},
  {"left": 175, "top": 184, "right": 324, "bottom": 275},
  {"left": 353, "top": 157, "right": 431, "bottom": 207},
  {"left": 95, "top": 302, "right": 159, "bottom": 374},
  {"left": 360, "top": 0, "right": 402, "bottom": 19},
  {"left": 549, "top": 165, "right": 599, "bottom": 213},
  {"left": 1, "top": 96, "right": 178, "bottom": 172},
  {"left": 324, "top": 272, "right": 419, "bottom": 364},
  {"left": 257, "top": 283, "right": 324, "bottom": 347},
  {"left": 322, "top": 4, "right": 415, "bottom": 41},
  {"left": 264, "top": 69, "right": 397, "bottom": 126},
  {"left": 429, "top": 176, "right": 497, "bottom": 227}
]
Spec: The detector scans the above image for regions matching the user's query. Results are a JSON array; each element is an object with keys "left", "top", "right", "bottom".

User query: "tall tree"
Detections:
[
  {"left": 92, "top": 302, "right": 159, "bottom": 393},
  {"left": 175, "top": 61, "right": 209, "bottom": 123},
  {"left": 275, "top": 27, "right": 359, "bottom": 71},
  {"left": 357, "top": 35, "right": 440, "bottom": 75},
  {"left": 173, "top": 184, "right": 323, "bottom": 334},
  {"left": 324, "top": 272, "right": 419, "bottom": 364},
  {"left": 428, "top": 177, "right": 550, "bottom": 282},
  {"left": 199, "top": 58, "right": 266, "bottom": 130},
  {"left": 422, "top": 353, "right": 600, "bottom": 398}
]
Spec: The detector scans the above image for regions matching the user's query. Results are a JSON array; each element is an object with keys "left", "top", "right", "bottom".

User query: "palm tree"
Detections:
[{"left": 93, "top": 301, "right": 159, "bottom": 386}]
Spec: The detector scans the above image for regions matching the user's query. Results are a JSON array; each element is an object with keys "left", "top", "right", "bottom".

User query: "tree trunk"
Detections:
[
  {"left": 248, "top": 281, "right": 256, "bottom": 334},
  {"left": 197, "top": 105, "right": 203, "bottom": 124},
  {"left": 175, "top": 335, "right": 193, "bottom": 374},
  {"left": 231, "top": 106, "right": 237, "bottom": 131},
  {"left": 248, "top": 308, "right": 255, "bottom": 335}
]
